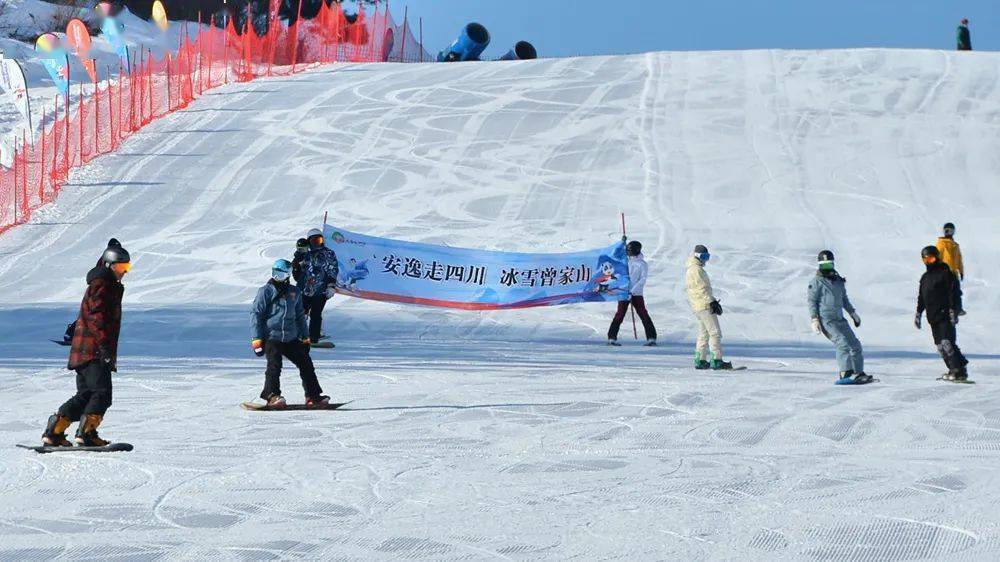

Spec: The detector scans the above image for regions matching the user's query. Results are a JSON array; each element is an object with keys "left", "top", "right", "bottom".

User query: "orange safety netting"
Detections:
[{"left": 0, "top": 1, "right": 429, "bottom": 236}]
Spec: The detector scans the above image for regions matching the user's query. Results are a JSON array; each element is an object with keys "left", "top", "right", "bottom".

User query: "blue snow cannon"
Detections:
[
  {"left": 497, "top": 41, "right": 538, "bottom": 61},
  {"left": 437, "top": 23, "right": 491, "bottom": 62}
]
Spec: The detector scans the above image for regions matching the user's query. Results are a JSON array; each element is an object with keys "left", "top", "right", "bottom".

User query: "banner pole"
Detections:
[
  {"left": 323, "top": 210, "right": 328, "bottom": 226},
  {"left": 621, "top": 212, "right": 637, "bottom": 340}
]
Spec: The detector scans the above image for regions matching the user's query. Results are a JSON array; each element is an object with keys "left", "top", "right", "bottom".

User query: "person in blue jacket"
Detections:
[
  {"left": 808, "top": 250, "right": 870, "bottom": 384},
  {"left": 250, "top": 259, "right": 329, "bottom": 408},
  {"left": 300, "top": 228, "right": 340, "bottom": 345}
]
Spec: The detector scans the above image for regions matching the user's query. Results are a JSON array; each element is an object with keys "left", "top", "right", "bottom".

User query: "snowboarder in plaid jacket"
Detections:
[{"left": 42, "top": 239, "right": 131, "bottom": 447}]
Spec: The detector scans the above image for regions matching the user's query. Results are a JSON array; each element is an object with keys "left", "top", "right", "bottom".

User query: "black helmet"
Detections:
[
  {"left": 817, "top": 250, "right": 835, "bottom": 272},
  {"left": 921, "top": 245, "right": 940, "bottom": 259},
  {"left": 102, "top": 241, "right": 130, "bottom": 266},
  {"left": 626, "top": 241, "right": 642, "bottom": 256},
  {"left": 295, "top": 237, "right": 309, "bottom": 251}
]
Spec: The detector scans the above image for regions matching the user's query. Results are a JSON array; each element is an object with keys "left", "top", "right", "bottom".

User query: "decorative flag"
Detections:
[
  {"left": 0, "top": 55, "right": 33, "bottom": 168},
  {"left": 99, "top": 15, "right": 130, "bottom": 74},
  {"left": 322, "top": 225, "right": 631, "bottom": 310},
  {"left": 152, "top": 1, "right": 169, "bottom": 32},
  {"left": 34, "top": 35, "right": 70, "bottom": 96},
  {"left": 66, "top": 18, "right": 98, "bottom": 83}
]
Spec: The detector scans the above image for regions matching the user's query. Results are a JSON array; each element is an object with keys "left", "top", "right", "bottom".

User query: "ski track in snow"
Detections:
[{"left": 0, "top": 50, "right": 999, "bottom": 559}]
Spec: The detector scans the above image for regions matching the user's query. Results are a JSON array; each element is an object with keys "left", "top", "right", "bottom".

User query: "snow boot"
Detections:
[
  {"left": 42, "top": 414, "right": 73, "bottom": 447},
  {"left": 266, "top": 394, "right": 287, "bottom": 409},
  {"left": 695, "top": 359, "right": 711, "bottom": 370},
  {"left": 711, "top": 359, "right": 733, "bottom": 370},
  {"left": 75, "top": 414, "right": 110, "bottom": 447},
  {"left": 852, "top": 372, "right": 873, "bottom": 384},
  {"left": 644, "top": 339, "right": 657, "bottom": 347},
  {"left": 607, "top": 339, "right": 621, "bottom": 347},
  {"left": 305, "top": 395, "right": 330, "bottom": 408}
]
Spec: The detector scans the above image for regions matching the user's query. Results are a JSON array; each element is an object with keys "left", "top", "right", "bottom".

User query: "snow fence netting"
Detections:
[{"left": 0, "top": 1, "right": 431, "bottom": 235}]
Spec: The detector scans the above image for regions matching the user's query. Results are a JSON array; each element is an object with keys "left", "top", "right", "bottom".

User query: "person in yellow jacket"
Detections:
[
  {"left": 936, "top": 222, "right": 966, "bottom": 315},
  {"left": 685, "top": 245, "right": 732, "bottom": 370}
]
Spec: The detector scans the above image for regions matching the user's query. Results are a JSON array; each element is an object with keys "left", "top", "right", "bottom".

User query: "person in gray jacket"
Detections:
[
  {"left": 808, "top": 250, "right": 870, "bottom": 383},
  {"left": 250, "top": 259, "right": 329, "bottom": 408}
]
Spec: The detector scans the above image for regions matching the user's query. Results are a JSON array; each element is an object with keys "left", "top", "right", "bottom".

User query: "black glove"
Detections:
[
  {"left": 950, "top": 310, "right": 958, "bottom": 326},
  {"left": 710, "top": 300, "right": 723, "bottom": 315},
  {"left": 914, "top": 312, "right": 922, "bottom": 330},
  {"left": 302, "top": 339, "right": 312, "bottom": 354},
  {"left": 98, "top": 346, "right": 113, "bottom": 366}
]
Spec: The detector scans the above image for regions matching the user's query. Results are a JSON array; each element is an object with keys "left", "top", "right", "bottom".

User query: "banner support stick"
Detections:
[{"left": 621, "top": 212, "right": 637, "bottom": 340}]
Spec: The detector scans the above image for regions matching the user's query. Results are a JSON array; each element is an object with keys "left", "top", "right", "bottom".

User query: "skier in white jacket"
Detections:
[
  {"left": 607, "top": 241, "right": 657, "bottom": 346},
  {"left": 685, "top": 245, "right": 733, "bottom": 370}
]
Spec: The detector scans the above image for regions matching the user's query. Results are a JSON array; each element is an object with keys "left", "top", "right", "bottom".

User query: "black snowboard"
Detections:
[
  {"left": 17, "top": 442, "right": 133, "bottom": 454},
  {"left": 50, "top": 339, "right": 71, "bottom": 347},
  {"left": 241, "top": 402, "right": 349, "bottom": 411}
]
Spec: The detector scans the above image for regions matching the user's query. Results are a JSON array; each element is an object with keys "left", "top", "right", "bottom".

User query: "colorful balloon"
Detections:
[{"left": 152, "top": 0, "right": 169, "bottom": 32}]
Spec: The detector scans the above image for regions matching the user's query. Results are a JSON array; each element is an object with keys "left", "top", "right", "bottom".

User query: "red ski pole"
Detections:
[{"left": 621, "top": 213, "right": 638, "bottom": 340}]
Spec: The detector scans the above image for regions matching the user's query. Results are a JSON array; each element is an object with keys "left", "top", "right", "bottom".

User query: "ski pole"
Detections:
[{"left": 621, "top": 212, "right": 638, "bottom": 340}]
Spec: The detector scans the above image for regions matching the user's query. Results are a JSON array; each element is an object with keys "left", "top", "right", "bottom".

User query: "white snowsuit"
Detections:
[{"left": 685, "top": 256, "right": 722, "bottom": 360}]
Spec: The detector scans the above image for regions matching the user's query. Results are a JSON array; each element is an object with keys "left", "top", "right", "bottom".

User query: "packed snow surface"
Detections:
[{"left": 1, "top": 49, "right": 1000, "bottom": 559}]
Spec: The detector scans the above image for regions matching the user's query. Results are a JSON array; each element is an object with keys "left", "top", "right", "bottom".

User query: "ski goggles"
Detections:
[
  {"left": 697, "top": 252, "right": 710, "bottom": 263},
  {"left": 818, "top": 260, "right": 835, "bottom": 271},
  {"left": 311, "top": 236, "right": 325, "bottom": 247},
  {"left": 922, "top": 255, "right": 938, "bottom": 265},
  {"left": 272, "top": 269, "right": 291, "bottom": 282},
  {"left": 110, "top": 262, "right": 131, "bottom": 276}
]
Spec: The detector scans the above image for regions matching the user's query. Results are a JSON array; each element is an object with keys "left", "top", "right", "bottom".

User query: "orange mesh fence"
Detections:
[{"left": 0, "top": 1, "right": 430, "bottom": 236}]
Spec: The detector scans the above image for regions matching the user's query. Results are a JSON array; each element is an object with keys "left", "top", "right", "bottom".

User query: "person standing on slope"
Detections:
[
  {"left": 291, "top": 237, "right": 309, "bottom": 288},
  {"left": 250, "top": 259, "right": 330, "bottom": 408},
  {"left": 300, "top": 228, "right": 339, "bottom": 347},
  {"left": 935, "top": 222, "right": 966, "bottom": 315},
  {"left": 957, "top": 18, "right": 972, "bottom": 51},
  {"left": 915, "top": 246, "right": 969, "bottom": 381},
  {"left": 42, "top": 240, "right": 131, "bottom": 447},
  {"left": 686, "top": 245, "right": 732, "bottom": 370},
  {"left": 607, "top": 240, "right": 657, "bottom": 346},
  {"left": 808, "top": 250, "right": 869, "bottom": 383}
]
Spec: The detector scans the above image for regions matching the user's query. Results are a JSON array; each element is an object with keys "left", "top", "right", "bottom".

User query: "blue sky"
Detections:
[{"left": 391, "top": 0, "right": 996, "bottom": 59}]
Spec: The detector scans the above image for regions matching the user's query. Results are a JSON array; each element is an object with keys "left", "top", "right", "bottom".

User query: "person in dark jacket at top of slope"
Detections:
[
  {"left": 915, "top": 246, "right": 969, "bottom": 381},
  {"left": 957, "top": 18, "right": 972, "bottom": 51},
  {"left": 808, "top": 250, "right": 870, "bottom": 384},
  {"left": 291, "top": 237, "right": 309, "bottom": 288},
  {"left": 300, "top": 228, "right": 339, "bottom": 346},
  {"left": 250, "top": 259, "right": 330, "bottom": 408},
  {"left": 43, "top": 239, "right": 131, "bottom": 447}
]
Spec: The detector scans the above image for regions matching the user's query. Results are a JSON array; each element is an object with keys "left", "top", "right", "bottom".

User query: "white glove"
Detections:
[
  {"left": 325, "top": 285, "right": 336, "bottom": 299},
  {"left": 850, "top": 311, "right": 861, "bottom": 328},
  {"left": 811, "top": 318, "right": 822, "bottom": 335}
]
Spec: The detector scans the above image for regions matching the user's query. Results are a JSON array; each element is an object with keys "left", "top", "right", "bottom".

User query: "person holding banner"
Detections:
[
  {"left": 300, "top": 229, "right": 339, "bottom": 348},
  {"left": 607, "top": 241, "right": 657, "bottom": 346}
]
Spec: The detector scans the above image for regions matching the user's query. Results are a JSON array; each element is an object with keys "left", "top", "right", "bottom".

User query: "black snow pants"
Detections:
[
  {"left": 302, "top": 293, "right": 328, "bottom": 342},
  {"left": 930, "top": 319, "right": 969, "bottom": 374},
  {"left": 58, "top": 361, "right": 113, "bottom": 420},
  {"left": 261, "top": 340, "right": 323, "bottom": 400},
  {"left": 608, "top": 296, "right": 657, "bottom": 341}
]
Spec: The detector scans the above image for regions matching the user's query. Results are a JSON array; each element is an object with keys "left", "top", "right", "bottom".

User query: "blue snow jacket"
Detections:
[
  {"left": 807, "top": 271, "right": 856, "bottom": 320},
  {"left": 301, "top": 247, "right": 340, "bottom": 297},
  {"left": 250, "top": 280, "right": 308, "bottom": 343}
]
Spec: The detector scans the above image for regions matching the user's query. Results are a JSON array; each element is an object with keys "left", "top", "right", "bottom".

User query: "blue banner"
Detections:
[
  {"left": 38, "top": 50, "right": 70, "bottom": 96},
  {"left": 324, "top": 225, "right": 630, "bottom": 310},
  {"left": 101, "top": 17, "right": 130, "bottom": 74}
]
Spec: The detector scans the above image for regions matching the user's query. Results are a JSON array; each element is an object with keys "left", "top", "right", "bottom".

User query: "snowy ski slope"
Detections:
[{"left": 0, "top": 50, "right": 999, "bottom": 559}]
